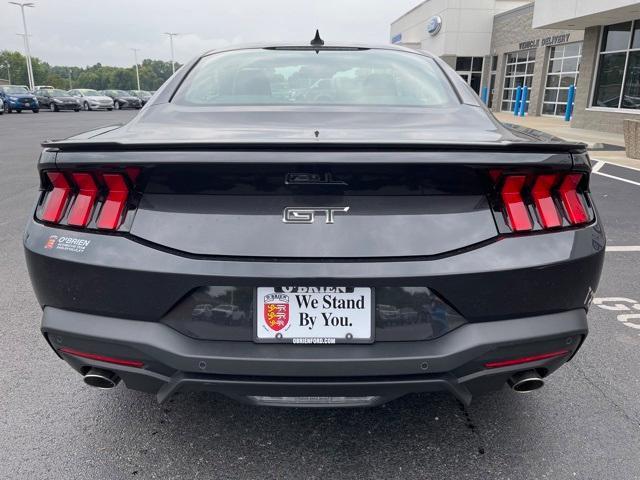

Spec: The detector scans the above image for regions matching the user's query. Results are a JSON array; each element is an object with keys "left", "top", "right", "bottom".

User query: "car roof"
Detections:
[{"left": 199, "top": 42, "right": 433, "bottom": 59}]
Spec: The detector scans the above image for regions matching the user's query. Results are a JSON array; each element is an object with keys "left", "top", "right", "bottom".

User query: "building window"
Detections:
[
  {"left": 501, "top": 49, "right": 536, "bottom": 112},
  {"left": 455, "top": 56, "right": 483, "bottom": 94},
  {"left": 593, "top": 20, "right": 640, "bottom": 109},
  {"left": 543, "top": 42, "right": 582, "bottom": 116},
  {"left": 488, "top": 56, "right": 498, "bottom": 108}
]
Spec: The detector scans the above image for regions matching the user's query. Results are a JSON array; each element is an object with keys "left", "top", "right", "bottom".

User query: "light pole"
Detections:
[
  {"left": 163, "top": 32, "right": 179, "bottom": 74},
  {"left": 131, "top": 48, "right": 141, "bottom": 90},
  {"left": 3, "top": 62, "right": 10, "bottom": 83},
  {"left": 9, "top": 2, "right": 35, "bottom": 91}
]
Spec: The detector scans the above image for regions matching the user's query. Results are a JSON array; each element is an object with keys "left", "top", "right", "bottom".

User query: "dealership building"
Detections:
[{"left": 391, "top": 0, "right": 640, "bottom": 134}]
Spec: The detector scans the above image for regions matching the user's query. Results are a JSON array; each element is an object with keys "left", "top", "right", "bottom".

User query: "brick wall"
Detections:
[{"left": 489, "top": 3, "right": 584, "bottom": 116}]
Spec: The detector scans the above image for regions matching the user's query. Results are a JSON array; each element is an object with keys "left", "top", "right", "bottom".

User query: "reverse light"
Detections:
[
  {"left": 484, "top": 350, "right": 570, "bottom": 369},
  {"left": 59, "top": 347, "right": 144, "bottom": 368}
]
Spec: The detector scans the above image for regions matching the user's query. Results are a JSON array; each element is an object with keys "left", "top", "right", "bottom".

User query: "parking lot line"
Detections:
[
  {"left": 591, "top": 160, "right": 640, "bottom": 186},
  {"left": 606, "top": 246, "right": 640, "bottom": 252}
]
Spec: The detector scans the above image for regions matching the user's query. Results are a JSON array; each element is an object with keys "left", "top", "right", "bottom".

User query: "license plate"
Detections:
[
  {"left": 24, "top": 102, "right": 30, "bottom": 106},
  {"left": 255, "top": 287, "right": 373, "bottom": 344}
]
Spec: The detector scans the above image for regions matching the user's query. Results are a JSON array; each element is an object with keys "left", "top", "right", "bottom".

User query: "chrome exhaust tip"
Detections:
[
  {"left": 83, "top": 368, "right": 120, "bottom": 389},
  {"left": 508, "top": 370, "right": 545, "bottom": 393}
]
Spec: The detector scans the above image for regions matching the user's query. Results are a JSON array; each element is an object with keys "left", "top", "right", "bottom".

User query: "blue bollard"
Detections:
[
  {"left": 481, "top": 86, "right": 488, "bottom": 105},
  {"left": 513, "top": 86, "right": 522, "bottom": 116},
  {"left": 519, "top": 86, "right": 528, "bottom": 117},
  {"left": 565, "top": 84, "right": 575, "bottom": 121}
]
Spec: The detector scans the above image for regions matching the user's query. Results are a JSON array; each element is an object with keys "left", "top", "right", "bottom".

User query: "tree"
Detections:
[{"left": 0, "top": 50, "right": 178, "bottom": 90}]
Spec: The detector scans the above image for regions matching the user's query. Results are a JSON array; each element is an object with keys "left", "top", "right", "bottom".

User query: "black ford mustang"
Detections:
[{"left": 25, "top": 40, "right": 605, "bottom": 408}]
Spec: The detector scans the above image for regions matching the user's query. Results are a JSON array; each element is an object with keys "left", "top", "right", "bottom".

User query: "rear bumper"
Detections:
[{"left": 43, "top": 306, "right": 587, "bottom": 406}]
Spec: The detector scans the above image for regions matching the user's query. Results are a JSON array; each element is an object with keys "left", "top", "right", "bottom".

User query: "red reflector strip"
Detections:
[
  {"left": 501, "top": 175, "right": 532, "bottom": 231},
  {"left": 531, "top": 174, "right": 561, "bottom": 228},
  {"left": 41, "top": 172, "right": 72, "bottom": 223},
  {"left": 96, "top": 173, "right": 129, "bottom": 230},
  {"left": 559, "top": 174, "right": 589, "bottom": 224},
  {"left": 59, "top": 347, "right": 144, "bottom": 368},
  {"left": 67, "top": 173, "right": 99, "bottom": 227},
  {"left": 484, "top": 350, "right": 570, "bottom": 369}
]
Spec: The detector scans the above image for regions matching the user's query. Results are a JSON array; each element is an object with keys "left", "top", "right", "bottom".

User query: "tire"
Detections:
[
  {"left": 49, "top": 103, "right": 58, "bottom": 112},
  {"left": 74, "top": 108, "right": 80, "bottom": 112},
  {"left": 16, "top": 109, "right": 22, "bottom": 113},
  {"left": 32, "top": 109, "right": 39, "bottom": 113},
  {"left": 83, "top": 101, "right": 91, "bottom": 111},
  {"left": 107, "top": 108, "right": 113, "bottom": 111}
]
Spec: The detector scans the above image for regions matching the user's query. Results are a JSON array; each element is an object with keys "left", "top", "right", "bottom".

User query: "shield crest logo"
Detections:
[{"left": 263, "top": 293, "right": 290, "bottom": 332}]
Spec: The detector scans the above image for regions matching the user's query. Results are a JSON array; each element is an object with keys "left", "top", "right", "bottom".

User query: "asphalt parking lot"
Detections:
[{"left": 1, "top": 110, "right": 639, "bottom": 480}]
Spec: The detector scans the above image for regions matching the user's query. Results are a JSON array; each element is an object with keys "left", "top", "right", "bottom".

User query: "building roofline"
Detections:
[
  {"left": 494, "top": 1, "right": 534, "bottom": 20},
  {"left": 391, "top": 0, "right": 432, "bottom": 25}
]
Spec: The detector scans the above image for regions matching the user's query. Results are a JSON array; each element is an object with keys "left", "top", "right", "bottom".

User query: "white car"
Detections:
[{"left": 68, "top": 88, "right": 114, "bottom": 111}]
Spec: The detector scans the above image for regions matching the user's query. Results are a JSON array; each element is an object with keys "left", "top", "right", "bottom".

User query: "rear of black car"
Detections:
[{"left": 24, "top": 44, "right": 605, "bottom": 407}]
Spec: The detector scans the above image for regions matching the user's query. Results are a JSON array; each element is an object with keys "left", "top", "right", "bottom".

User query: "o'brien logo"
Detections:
[
  {"left": 43, "top": 235, "right": 91, "bottom": 253},
  {"left": 263, "top": 293, "right": 290, "bottom": 332},
  {"left": 44, "top": 235, "right": 58, "bottom": 249}
]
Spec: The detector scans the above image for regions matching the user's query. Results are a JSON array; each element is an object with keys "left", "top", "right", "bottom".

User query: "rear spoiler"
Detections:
[{"left": 42, "top": 139, "right": 588, "bottom": 155}]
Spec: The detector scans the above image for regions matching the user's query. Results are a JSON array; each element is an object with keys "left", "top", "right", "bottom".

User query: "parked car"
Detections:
[
  {"left": 34, "top": 88, "right": 81, "bottom": 112},
  {"left": 0, "top": 85, "right": 39, "bottom": 113},
  {"left": 100, "top": 90, "right": 142, "bottom": 109},
  {"left": 128, "top": 90, "right": 152, "bottom": 105},
  {"left": 68, "top": 89, "right": 114, "bottom": 111},
  {"left": 33, "top": 85, "right": 55, "bottom": 92},
  {"left": 25, "top": 41, "right": 605, "bottom": 408}
]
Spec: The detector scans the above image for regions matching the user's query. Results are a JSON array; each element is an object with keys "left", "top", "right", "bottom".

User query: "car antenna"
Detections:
[{"left": 310, "top": 29, "right": 324, "bottom": 53}]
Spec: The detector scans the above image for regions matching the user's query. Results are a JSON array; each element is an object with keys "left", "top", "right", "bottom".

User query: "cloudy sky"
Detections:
[{"left": 0, "top": 0, "right": 418, "bottom": 67}]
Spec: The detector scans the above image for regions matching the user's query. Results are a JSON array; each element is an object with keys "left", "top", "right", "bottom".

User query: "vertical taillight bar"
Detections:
[
  {"left": 531, "top": 174, "right": 561, "bottom": 229},
  {"left": 41, "top": 172, "right": 72, "bottom": 223},
  {"left": 500, "top": 175, "right": 532, "bottom": 232},
  {"left": 558, "top": 174, "right": 589, "bottom": 225},
  {"left": 67, "top": 173, "right": 99, "bottom": 227},
  {"left": 96, "top": 174, "right": 129, "bottom": 230}
]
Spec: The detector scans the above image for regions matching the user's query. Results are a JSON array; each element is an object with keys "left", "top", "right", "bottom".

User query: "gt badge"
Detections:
[
  {"left": 263, "top": 293, "right": 290, "bottom": 332},
  {"left": 282, "top": 206, "right": 350, "bottom": 224}
]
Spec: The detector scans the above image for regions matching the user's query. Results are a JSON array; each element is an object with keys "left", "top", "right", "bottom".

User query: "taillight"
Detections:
[
  {"left": 37, "top": 168, "right": 139, "bottom": 231},
  {"left": 97, "top": 173, "right": 129, "bottom": 230},
  {"left": 67, "top": 173, "right": 99, "bottom": 227},
  {"left": 501, "top": 175, "right": 532, "bottom": 232},
  {"left": 494, "top": 171, "right": 592, "bottom": 233},
  {"left": 558, "top": 173, "right": 589, "bottom": 225},
  {"left": 41, "top": 172, "right": 72, "bottom": 223}
]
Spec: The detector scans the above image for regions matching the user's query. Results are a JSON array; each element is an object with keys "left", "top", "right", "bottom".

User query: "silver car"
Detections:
[{"left": 68, "top": 89, "right": 114, "bottom": 111}]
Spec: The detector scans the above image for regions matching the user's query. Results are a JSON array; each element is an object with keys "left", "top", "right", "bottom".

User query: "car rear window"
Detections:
[{"left": 173, "top": 48, "right": 458, "bottom": 108}]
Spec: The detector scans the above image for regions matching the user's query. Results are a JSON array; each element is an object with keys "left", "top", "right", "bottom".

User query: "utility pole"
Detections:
[
  {"left": 131, "top": 48, "right": 140, "bottom": 90},
  {"left": 162, "top": 32, "right": 179, "bottom": 74},
  {"left": 9, "top": 2, "right": 35, "bottom": 90},
  {"left": 68, "top": 69, "right": 72, "bottom": 89},
  {"left": 4, "top": 62, "right": 10, "bottom": 83}
]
